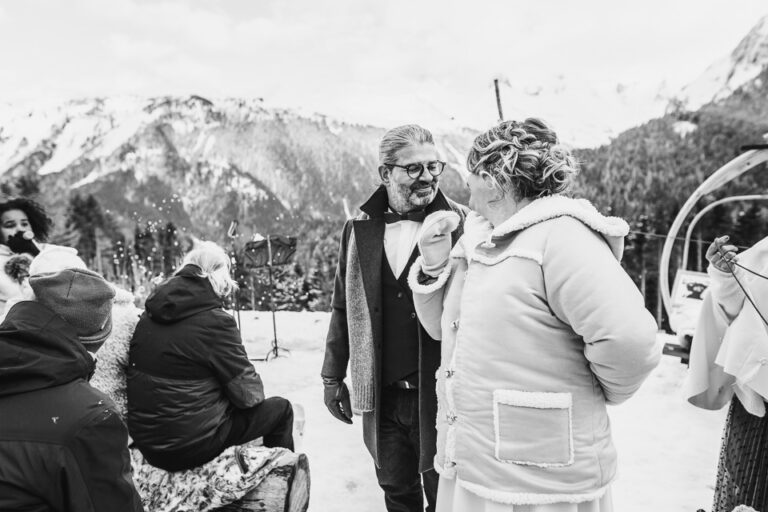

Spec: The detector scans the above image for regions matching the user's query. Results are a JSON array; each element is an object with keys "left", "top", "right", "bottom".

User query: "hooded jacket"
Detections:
[
  {"left": 409, "top": 196, "right": 660, "bottom": 505},
  {"left": 127, "top": 264, "right": 264, "bottom": 468},
  {"left": 0, "top": 301, "right": 143, "bottom": 512}
]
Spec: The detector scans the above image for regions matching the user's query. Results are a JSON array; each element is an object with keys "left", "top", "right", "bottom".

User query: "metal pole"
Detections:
[
  {"left": 227, "top": 220, "right": 241, "bottom": 331},
  {"left": 267, "top": 236, "right": 279, "bottom": 358},
  {"left": 494, "top": 79, "right": 504, "bottom": 121},
  {"left": 681, "top": 194, "right": 768, "bottom": 270}
]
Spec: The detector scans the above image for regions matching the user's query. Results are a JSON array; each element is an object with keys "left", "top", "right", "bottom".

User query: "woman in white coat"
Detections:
[
  {"left": 687, "top": 235, "right": 768, "bottom": 512},
  {"left": 408, "top": 119, "right": 660, "bottom": 512}
]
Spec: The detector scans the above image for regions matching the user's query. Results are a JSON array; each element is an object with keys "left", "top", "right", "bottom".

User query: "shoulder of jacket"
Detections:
[
  {"left": 209, "top": 307, "right": 238, "bottom": 326},
  {"left": 532, "top": 216, "right": 603, "bottom": 253}
]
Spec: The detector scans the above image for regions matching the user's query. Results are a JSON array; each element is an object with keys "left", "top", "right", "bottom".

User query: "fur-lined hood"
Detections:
[{"left": 458, "top": 195, "right": 629, "bottom": 262}]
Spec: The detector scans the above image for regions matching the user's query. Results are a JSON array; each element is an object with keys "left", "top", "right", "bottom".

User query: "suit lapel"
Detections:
[
  {"left": 398, "top": 244, "right": 420, "bottom": 288},
  {"left": 352, "top": 218, "right": 384, "bottom": 315}
]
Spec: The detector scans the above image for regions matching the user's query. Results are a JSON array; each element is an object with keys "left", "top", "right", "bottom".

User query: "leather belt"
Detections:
[{"left": 390, "top": 380, "right": 418, "bottom": 390}]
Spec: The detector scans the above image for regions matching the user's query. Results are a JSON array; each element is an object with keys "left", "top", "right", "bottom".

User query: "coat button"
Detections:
[
  {"left": 445, "top": 369, "right": 454, "bottom": 378},
  {"left": 446, "top": 414, "right": 457, "bottom": 425},
  {"left": 410, "top": 312, "right": 416, "bottom": 319},
  {"left": 450, "top": 320, "right": 459, "bottom": 330},
  {"left": 397, "top": 292, "right": 404, "bottom": 299},
  {"left": 445, "top": 460, "right": 456, "bottom": 468}
]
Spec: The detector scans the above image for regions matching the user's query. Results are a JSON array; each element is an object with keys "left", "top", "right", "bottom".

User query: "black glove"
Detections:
[
  {"left": 6, "top": 231, "right": 40, "bottom": 256},
  {"left": 323, "top": 378, "right": 353, "bottom": 424}
]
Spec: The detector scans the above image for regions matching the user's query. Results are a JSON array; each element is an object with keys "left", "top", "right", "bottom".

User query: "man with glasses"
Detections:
[{"left": 322, "top": 124, "right": 467, "bottom": 512}]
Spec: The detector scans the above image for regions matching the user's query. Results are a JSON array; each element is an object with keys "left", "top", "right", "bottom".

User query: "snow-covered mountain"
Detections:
[
  {"left": 676, "top": 15, "right": 768, "bottom": 111},
  {"left": 0, "top": 96, "right": 473, "bottom": 242},
  {"left": 494, "top": 75, "right": 674, "bottom": 148},
  {"left": 506, "top": 15, "right": 768, "bottom": 148}
]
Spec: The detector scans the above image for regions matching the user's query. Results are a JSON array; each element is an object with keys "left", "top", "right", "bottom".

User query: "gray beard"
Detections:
[{"left": 386, "top": 182, "right": 436, "bottom": 213}]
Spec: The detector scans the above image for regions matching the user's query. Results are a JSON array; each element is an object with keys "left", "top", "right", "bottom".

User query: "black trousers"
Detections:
[
  {"left": 375, "top": 386, "right": 438, "bottom": 512},
  {"left": 224, "top": 396, "right": 295, "bottom": 451},
  {"left": 146, "top": 396, "right": 294, "bottom": 472}
]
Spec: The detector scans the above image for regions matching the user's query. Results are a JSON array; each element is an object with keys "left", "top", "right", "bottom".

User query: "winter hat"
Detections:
[
  {"left": 29, "top": 246, "right": 86, "bottom": 276},
  {"left": 29, "top": 268, "right": 115, "bottom": 352}
]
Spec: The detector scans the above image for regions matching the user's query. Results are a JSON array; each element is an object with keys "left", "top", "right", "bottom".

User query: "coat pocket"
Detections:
[{"left": 492, "top": 389, "right": 574, "bottom": 467}]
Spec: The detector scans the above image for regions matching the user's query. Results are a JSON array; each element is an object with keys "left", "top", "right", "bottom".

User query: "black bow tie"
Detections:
[{"left": 383, "top": 210, "right": 427, "bottom": 224}]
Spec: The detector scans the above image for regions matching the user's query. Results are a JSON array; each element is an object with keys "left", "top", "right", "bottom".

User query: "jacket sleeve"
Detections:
[
  {"left": 543, "top": 219, "right": 660, "bottom": 405},
  {"left": 408, "top": 201, "right": 468, "bottom": 341},
  {"left": 321, "top": 220, "right": 353, "bottom": 379},
  {"left": 685, "top": 291, "right": 735, "bottom": 410},
  {"left": 706, "top": 264, "right": 746, "bottom": 321},
  {"left": 71, "top": 406, "right": 145, "bottom": 512},
  {"left": 208, "top": 311, "right": 265, "bottom": 409},
  {"left": 408, "top": 255, "right": 452, "bottom": 340}
]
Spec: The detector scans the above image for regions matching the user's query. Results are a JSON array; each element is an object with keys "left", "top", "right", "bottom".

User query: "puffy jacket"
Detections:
[
  {"left": 127, "top": 265, "right": 264, "bottom": 466},
  {"left": 0, "top": 301, "right": 143, "bottom": 512},
  {"left": 410, "top": 197, "right": 660, "bottom": 505}
]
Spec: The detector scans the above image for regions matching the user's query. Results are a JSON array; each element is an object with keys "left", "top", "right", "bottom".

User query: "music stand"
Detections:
[{"left": 244, "top": 235, "right": 298, "bottom": 360}]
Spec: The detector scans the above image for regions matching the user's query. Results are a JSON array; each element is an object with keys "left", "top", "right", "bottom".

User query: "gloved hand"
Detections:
[
  {"left": 418, "top": 211, "right": 460, "bottom": 276},
  {"left": 6, "top": 231, "right": 40, "bottom": 256},
  {"left": 323, "top": 378, "right": 353, "bottom": 424}
]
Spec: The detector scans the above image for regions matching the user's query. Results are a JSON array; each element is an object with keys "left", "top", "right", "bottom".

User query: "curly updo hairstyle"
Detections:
[
  {"left": 466, "top": 118, "right": 578, "bottom": 200},
  {"left": 0, "top": 197, "right": 53, "bottom": 242}
]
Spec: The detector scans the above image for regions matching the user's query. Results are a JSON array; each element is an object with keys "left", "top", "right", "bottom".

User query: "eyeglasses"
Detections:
[{"left": 385, "top": 160, "right": 446, "bottom": 179}]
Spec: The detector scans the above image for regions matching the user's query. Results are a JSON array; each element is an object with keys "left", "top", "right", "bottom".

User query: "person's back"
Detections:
[
  {"left": 128, "top": 265, "right": 249, "bottom": 460},
  {"left": 128, "top": 242, "right": 293, "bottom": 472},
  {"left": 0, "top": 274, "right": 143, "bottom": 512}
]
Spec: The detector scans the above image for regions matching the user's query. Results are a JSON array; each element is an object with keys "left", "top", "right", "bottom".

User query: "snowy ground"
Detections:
[{"left": 239, "top": 311, "right": 728, "bottom": 512}]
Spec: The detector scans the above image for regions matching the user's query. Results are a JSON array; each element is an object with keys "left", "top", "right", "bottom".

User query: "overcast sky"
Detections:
[{"left": 0, "top": 0, "right": 765, "bottom": 133}]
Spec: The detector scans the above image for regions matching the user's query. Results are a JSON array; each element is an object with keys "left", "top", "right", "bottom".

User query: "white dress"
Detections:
[{"left": 436, "top": 476, "right": 613, "bottom": 512}]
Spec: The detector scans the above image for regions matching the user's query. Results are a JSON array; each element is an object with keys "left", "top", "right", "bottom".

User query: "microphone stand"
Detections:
[{"left": 227, "top": 220, "right": 241, "bottom": 331}]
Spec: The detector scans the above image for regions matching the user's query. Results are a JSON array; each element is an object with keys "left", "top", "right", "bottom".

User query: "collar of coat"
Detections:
[
  {"left": 359, "top": 185, "right": 453, "bottom": 218},
  {"left": 457, "top": 195, "right": 629, "bottom": 262}
]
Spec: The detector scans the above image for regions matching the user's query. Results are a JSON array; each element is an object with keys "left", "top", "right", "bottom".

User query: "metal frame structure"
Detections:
[{"left": 660, "top": 146, "right": 768, "bottom": 321}]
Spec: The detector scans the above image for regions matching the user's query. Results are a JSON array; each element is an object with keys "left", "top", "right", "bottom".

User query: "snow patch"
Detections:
[
  {"left": 236, "top": 313, "right": 728, "bottom": 512},
  {"left": 672, "top": 120, "right": 698, "bottom": 138}
]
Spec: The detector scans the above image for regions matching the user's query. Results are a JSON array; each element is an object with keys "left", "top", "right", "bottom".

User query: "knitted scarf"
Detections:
[{"left": 344, "top": 229, "right": 375, "bottom": 412}]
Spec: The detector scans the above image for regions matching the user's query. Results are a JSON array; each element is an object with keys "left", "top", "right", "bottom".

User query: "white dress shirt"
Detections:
[{"left": 383, "top": 217, "right": 422, "bottom": 278}]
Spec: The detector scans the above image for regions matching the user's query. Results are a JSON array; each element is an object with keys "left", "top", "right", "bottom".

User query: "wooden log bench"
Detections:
[{"left": 215, "top": 451, "right": 310, "bottom": 512}]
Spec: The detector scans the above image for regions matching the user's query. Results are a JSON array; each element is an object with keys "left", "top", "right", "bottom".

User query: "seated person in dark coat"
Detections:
[
  {"left": 127, "top": 241, "right": 294, "bottom": 472},
  {"left": 0, "top": 266, "right": 144, "bottom": 511}
]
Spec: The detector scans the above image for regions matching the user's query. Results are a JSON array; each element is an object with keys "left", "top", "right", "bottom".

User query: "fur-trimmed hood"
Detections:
[{"left": 460, "top": 195, "right": 629, "bottom": 261}]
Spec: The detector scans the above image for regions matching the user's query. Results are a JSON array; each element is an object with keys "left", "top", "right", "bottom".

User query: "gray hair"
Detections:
[
  {"left": 378, "top": 124, "right": 435, "bottom": 165},
  {"left": 178, "top": 241, "right": 238, "bottom": 298}
]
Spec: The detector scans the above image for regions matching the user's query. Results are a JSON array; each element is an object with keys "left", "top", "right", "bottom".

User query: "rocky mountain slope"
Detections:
[{"left": 0, "top": 96, "right": 473, "bottom": 243}]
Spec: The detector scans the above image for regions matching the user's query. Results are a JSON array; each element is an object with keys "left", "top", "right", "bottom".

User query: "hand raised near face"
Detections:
[{"left": 418, "top": 211, "right": 460, "bottom": 277}]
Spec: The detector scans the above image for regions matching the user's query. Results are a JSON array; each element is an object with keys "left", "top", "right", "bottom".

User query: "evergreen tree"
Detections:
[
  {"left": 133, "top": 223, "right": 157, "bottom": 273},
  {"left": 157, "top": 222, "right": 183, "bottom": 275},
  {"left": 66, "top": 194, "right": 106, "bottom": 266}
]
